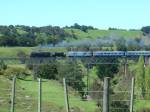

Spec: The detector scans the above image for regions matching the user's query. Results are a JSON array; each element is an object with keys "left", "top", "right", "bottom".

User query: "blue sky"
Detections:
[{"left": 0, "top": 0, "right": 150, "bottom": 29}]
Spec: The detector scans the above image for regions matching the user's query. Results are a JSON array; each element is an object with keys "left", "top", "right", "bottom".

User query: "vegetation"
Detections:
[
  {"left": 57, "top": 60, "right": 86, "bottom": 96},
  {"left": 0, "top": 76, "right": 97, "bottom": 112},
  {"left": 141, "top": 26, "right": 150, "bottom": 36},
  {"left": 37, "top": 63, "right": 58, "bottom": 79},
  {"left": 1, "top": 24, "right": 150, "bottom": 111},
  {"left": 0, "top": 25, "right": 74, "bottom": 46},
  {"left": 135, "top": 56, "right": 150, "bottom": 99},
  {"left": 1, "top": 50, "right": 150, "bottom": 111},
  {"left": 0, "top": 24, "right": 148, "bottom": 49},
  {"left": 96, "top": 57, "right": 119, "bottom": 79},
  {"left": 135, "top": 56, "right": 145, "bottom": 98}
]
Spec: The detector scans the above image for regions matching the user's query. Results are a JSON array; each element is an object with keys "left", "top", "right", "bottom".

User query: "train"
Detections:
[{"left": 30, "top": 51, "right": 150, "bottom": 57}]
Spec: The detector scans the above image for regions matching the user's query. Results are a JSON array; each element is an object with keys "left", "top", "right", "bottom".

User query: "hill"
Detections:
[
  {"left": 65, "top": 28, "right": 143, "bottom": 41},
  {"left": 0, "top": 76, "right": 97, "bottom": 112},
  {"left": 0, "top": 25, "right": 144, "bottom": 47}
]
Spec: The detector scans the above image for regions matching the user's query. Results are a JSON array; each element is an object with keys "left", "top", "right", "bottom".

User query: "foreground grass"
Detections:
[
  {"left": 135, "top": 100, "right": 150, "bottom": 111},
  {"left": 0, "top": 76, "right": 97, "bottom": 112}
]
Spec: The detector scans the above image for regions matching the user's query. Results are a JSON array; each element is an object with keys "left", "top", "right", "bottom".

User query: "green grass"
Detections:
[
  {"left": 0, "top": 76, "right": 97, "bottom": 112},
  {"left": 135, "top": 100, "right": 150, "bottom": 111},
  {"left": 0, "top": 76, "right": 12, "bottom": 112},
  {"left": 0, "top": 47, "right": 34, "bottom": 57},
  {"left": 0, "top": 28, "right": 144, "bottom": 57},
  {"left": 16, "top": 28, "right": 28, "bottom": 35},
  {"left": 0, "top": 47, "right": 67, "bottom": 58},
  {"left": 65, "top": 28, "right": 143, "bottom": 41}
]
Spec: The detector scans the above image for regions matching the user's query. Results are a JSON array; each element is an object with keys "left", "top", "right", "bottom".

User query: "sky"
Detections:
[{"left": 0, "top": 0, "right": 150, "bottom": 29}]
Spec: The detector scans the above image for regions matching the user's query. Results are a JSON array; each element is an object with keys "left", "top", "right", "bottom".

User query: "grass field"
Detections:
[
  {"left": 65, "top": 28, "right": 143, "bottom": 40},
  {"left": 0, "top": 47, "right": 67, "bottom": 58},
  {"left": 0, "top": 47, "right": 34, "bottom": 57},
  {"left": 0, "top": 76, "right": 98, "bottom": 112},
  {"left": 0, "top": 46, "right": 150, "bottom": 111}
]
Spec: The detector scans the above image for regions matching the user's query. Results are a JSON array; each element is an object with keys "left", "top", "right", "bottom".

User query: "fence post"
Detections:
[
  {"left": 130, "top": 77, "right": 135, "bottom": 112},
  {"left": 10, "top": 76, "right": 16, "bottom": 112},
  {"left": 124, "top": 57, "right": 128, "bottom": 76},
  {"left": 38, "top": 78, "right": 42, "bottom": 112},
  {"left": 103, "top": 77, "right": 110, "bottom": 112},
  {"left": 87, "top": 64, "right": 90, "bottom": 95},
  {"left": 63, "top": 78, "right": 70, "bottom": 112}
]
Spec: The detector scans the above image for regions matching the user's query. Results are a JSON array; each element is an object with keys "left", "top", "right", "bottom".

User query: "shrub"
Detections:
[
  {"left": 0, "top": 60, "right": 7, "bottom": 70},
  {"left": 0, "top": 60, "right": 7, "bottom": 75},
  {"left": 57, "top": 60, "right": 86, "bottom": 96},
  {"left": 17, "top": 51, "right": 28, "bottom": 63},
  {"left": 4, "top": 66, "right": 31, "bottom": 79},
  {"left": 37, "top": 64, "right": 58, "bottom": 79}
]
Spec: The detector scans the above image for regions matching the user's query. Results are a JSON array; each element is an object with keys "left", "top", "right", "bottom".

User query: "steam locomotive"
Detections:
[{"left": 30, "top": 51, "right": 150, "bottom": 57}]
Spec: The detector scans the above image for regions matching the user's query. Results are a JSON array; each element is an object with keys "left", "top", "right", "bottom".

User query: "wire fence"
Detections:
[{"left": 1, "top": 76, "right": 150, "bottom": 112}]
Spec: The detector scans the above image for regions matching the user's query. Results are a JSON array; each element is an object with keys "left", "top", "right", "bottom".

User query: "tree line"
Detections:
[
  {"left": 0, "top": 24, "right": 150, "bottom": 47},
  {"left": 0, "top": 25, "right": 75, "bottom": 46},
  {"left": 0, "top": 24, "right": 98, "bottom": 47}
]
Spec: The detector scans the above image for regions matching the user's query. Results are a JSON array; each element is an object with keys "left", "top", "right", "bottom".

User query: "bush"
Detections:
[
  {"left": 0, "top": 60, "right": 7, "bottom": 75},
  {"left": 17, "top": 51, "right": 28, "bottom": 63},
  {"left": 57, "top": 60, "right": 86, "bottom": 96},
  {"left": 0, "top": 60, "right": 7, "bottom": 70},
  {"left": 4, "top": 66, "right": 31, "bottom": 79},
  {"left": 37, "top": 64, "right": 58, "bottom": 79}
]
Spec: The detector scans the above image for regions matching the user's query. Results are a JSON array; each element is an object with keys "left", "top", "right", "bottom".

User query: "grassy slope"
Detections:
[
  {"left": 0, "top": 76, "right": 12, "bottom": 112},
  {"left": 135, "top": 101, "right": 150, "bottom": 111},
  {"left": 0, "top": 29, "right": 143, "bottom": 57},
  {"left": 0, "top": 47, "right": 67, "bottom": 57},
  {"left": 65, "top": 28, "right": 143, "bottom": 40},
  {"left": 0, "top": 28, "right": 147, "bottom": 111},
  {"left": 0, "top": 47, "right": 34, "bottom": 57},
  {"left": 0, "top": 76, "right": 97, "bottom": 112}
]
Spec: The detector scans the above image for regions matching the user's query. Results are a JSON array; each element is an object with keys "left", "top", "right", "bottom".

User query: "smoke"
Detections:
[
  {"left": 54, "top": 38, "right": 114, "bottom": 47},
  {"left": 41, "top": 35, "right": 150, "bottom": 50}
]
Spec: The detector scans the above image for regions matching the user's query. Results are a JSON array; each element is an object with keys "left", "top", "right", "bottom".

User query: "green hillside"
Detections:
[
  {"left": 0, "top": 48, "right": 150, "bottom": 111},
  {"left": 0, "top": 76, "right": 97, "bottom": 112},
  {"left": 0, "top": 25, "right": 145, "bottom": 48},
  {"left": 65, "top": 28, "right": 143, "bottom": 41},
  {"left": 0, "top": 47, "right": 33, "bottom": 57},
  {"left": 0, "top": 47, "right": 67, "bottom": 57}
]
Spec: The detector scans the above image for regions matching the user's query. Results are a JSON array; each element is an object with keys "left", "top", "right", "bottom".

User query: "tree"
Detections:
[
  {"left": 0, "top": 60, "right": 7, "bottom": 71},
  {"left": 4, "top": 66, "right": 30, "bottom": 79},
  {"left": 0, "top": 25, "right": 70, "bottom": 47},
  {"left": 115, "top": 38, "right": 127, "bottom": 51},
  {"left": 0, "top": 36, "right": 17, "bottom": 46},
  {"left": 17, "top": 37, "right": 35, "bottom": 46},
  {"left": 37, "top": 64, "right": 58, "bottom": 79},
  {"left": 141, "top": 26, "right": 150, "bottom": 36},
  {"left": 57, "top": 60, "right": 86, "bottom": 96},
  {"left": 46, "top": 35, "right": 60, "bottom": 45},
  {"left": 136, "top": 56, "right": 145, "bottom": 98},
  {"left": 73, "top": 23, "right": 81, "bottom": 29},
  {"left": 96, "top": 58, "right": 119, "bottom": 79},
  {"left": 17, "top": 51, "right": 28, "bottom": 63},
  {"left": 35, "top": 33, "right": 48, "bottom": 45}
]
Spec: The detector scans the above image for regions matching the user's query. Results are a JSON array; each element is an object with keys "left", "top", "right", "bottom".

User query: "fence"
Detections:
[{"left": 0, "top": 76, "right": 139, "bottom": 112}]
